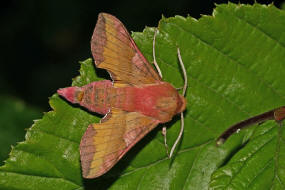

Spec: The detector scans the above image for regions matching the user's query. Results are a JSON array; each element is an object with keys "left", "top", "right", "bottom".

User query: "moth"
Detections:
[
  {"left": 216, "top": 106, "right": 285, "bottom": 145},
  {"left": 58, "top": 13, "right": 187, "bottom": 178}
]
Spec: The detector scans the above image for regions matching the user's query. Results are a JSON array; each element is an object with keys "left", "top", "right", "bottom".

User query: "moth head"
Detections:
[
  {"left": 57, "top": 86, "right": 84, "bottom": 104},
  {"left": 173, "top": 94, "right": 186, "bottom": 115},
  {"left": 156, "top": 93, "right": 187, "bottom": 122}
]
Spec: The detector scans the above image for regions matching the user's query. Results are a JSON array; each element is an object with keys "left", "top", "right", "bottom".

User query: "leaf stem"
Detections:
[{"left": 216, "top": 106, "right": 285, "bottom": 146}]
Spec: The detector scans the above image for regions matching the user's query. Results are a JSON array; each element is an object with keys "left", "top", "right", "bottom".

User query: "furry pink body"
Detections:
[{"left": 58, "top": 80, "right": 185, "bottom": 123}]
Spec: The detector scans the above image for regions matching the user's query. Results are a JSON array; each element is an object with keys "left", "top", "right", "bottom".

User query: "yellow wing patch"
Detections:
[
  {"left": 80, "top": 108, "right": 160, "bottom": 178},
  {"left": 91, "top": 13, "right": 161, "bottom": 86}
]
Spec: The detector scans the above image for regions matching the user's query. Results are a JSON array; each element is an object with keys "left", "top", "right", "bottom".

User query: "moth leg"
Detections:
[
  {"left": 152, "top": 29, "right": 163, "bottom": 78},
  {"left": 153, "top": 29, "right": 170, "bottom": 157},
  {"left": 162, "top": 126, "right": 170, "bottom": 157},
  {"left": 176, "top": 87, "right": 183, "bottom": 91},
  {"left": 169, "top": 47, "right": 187, "bottom": 158}
]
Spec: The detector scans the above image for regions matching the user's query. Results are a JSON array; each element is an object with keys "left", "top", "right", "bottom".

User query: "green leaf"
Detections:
[
  {"left": 1, "top": 3, "right": 285, "bottom": 190},
  {"left": 0, "top": 96, "right": 41, "bottom": 164},
  {"left": 0, "top": 59, "right": 101, "bottom": 190}
]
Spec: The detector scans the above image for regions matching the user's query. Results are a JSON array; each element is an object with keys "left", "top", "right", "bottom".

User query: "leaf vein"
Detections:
[
  {"left": 246, "top": 158, "right": 273, "bottom": 189},
  {"left": 34, "top": 128, "right": 79, "bottom": 144},
  {"left": 0, "top": 171, "right": 80, "bottom": 187},
  {"left": 169, "top": 22, "right": 285, "bottom": 100},
  {"left": 182, "top": 144, "right": 204, "bottom": 190},
  {"left": 224, "top": 136, "right": 275, "bottom": 189}
]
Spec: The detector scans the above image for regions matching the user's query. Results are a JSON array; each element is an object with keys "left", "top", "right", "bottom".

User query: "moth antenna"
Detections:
[
  {"left": 153, "top": 29, "right": 163, "bottom": 78},
  {"left": 169, "top": 47, "right": 187, "bottom": 158},
  {"left": 162, "top": 126, "right": 170, "bottom": 157},
  {"left": 177, "top": 47, "right": 187, "bottom": 97}
]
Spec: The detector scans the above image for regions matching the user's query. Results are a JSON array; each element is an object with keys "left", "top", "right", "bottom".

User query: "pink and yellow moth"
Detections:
[{"left": 58, "top": 13, "right": 187, "bottom": 178}]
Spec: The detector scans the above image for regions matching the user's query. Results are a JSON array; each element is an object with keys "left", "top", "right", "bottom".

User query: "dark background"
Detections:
[{"left": 0, "top": 0, "right": 284, "bottom": 111}]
